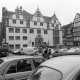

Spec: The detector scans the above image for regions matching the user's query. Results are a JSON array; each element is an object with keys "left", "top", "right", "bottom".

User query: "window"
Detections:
[
  {"left": 9, "top": 36, "right": 14, "bottom": 40},
  {"left": 32, "top": 42, "right": 34, "bottom": 46},
  {"left": 22, "top": 29, "right": 27, "bottom": 33},
  {"left": 15, "top": 36, "right": 20, "bottom": 40},
  {"left": 67, "top": 31, "right": 71, "bottom": 34},
  {"left": 6, "top": 62, "right": 16, "bottom": 74},
  {"left": 44, "top": 30, "right": 47, "bottom": 34},
  {"left": 23, "top": 44, "right": 27, "bottom": 47},
  {"left": 54, "top": 30, "right": 59, "bottom": 35},
  {"left": 54, "top": 20, "right": 56, "bottom": 23},
  {"left": 15, "top": 28, "right": 20, "bottom": 33},
  {"left": 37, "top": 30, "right": 41, "bottom": 34},
  {"left": 23, "top": 36, "right": 27, "bottom": 40},
  {"left": 30, "top": 67, "right": 62, "bottom": 80},
  {"left": 9, "top": 44, "right": 14, "bottom": 49},
  {"left": 15, "top": 44, "right": 20, "bottom": 49},
  {"left": 9, "top": 28, "right": 14, "bottom": 33},
  {"left": 30, "top": 29, "right": 34, "bottom": 33},
  {"left": 40, "top": 22, "right": 43, "bottom": 26},
  {"left": 17, "top": 59, "right": 32, "bottom": 72},
  {"left": 16, "top": 14, "right": 19, "bottom": 18},
  {"left": 6, "top": 59, "right": 32, "bottom": 74},
  {"left": 34, "top": 22, "right": 37, "bottom": 25},
  {"left": 27, "top": 20, "right": 30, "bottom": 27},
  {"left": 13, "top": 20, "right": 16, "bottom": 24},
  {"left": 20, "top": 21, "right": 23, "bottom": 24},
  {"left": 52, "top": 24, "right": 54, "bottom": 27},
  {"left": 47, "top": 23, "right": 49, "bottom": 28}
]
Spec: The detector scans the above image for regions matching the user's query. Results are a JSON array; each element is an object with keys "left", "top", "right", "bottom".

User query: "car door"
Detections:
[{"left": 3, "top": 58, "right": 34, "bottom": 80}]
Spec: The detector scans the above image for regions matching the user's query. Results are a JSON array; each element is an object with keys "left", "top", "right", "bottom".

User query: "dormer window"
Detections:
[
  {"left": 34, "top": 22, "right": 37, "bottom": 25},
  {"left": 54, "top": 20, "right": 56, "bottom": 23},
  {"left": 20, "top": 21, "right": 23, "bottom": 24},
  {"left": 16, "top": 14, "right": 19, "bottom": 18},
  {"left": 40, "top": 22, "right": 43, "bottom": 26},
  {"left": 13, "top": 20, "right": 16, "bottom": 24}
]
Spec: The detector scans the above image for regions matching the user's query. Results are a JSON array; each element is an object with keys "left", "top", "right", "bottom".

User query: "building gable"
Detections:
[
  {"left": 50, "top": 13, "right": 58, "bottom": 23},
  {"left": 31, "top": 8, "right": 45, "bottom": 22},
  {"left": 74, "top": 13, "right": 80, "bottom": 22},
  {"left": 75, "top": 13, "right": 80, "bottom": 19}
]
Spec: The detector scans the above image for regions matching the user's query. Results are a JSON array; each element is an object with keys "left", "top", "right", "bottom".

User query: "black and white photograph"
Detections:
[{"left": 0, "top": 0, "right": 80, "bottom": 80}]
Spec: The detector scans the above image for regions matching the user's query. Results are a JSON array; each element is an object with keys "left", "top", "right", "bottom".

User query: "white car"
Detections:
[
  {"left": 21, "top": 47, "right": 38, "bottom": 55},
  {"left": 59, "top": 48, "right": 68, "bottom": 52},
  {"left": 67, "top": 47, "right": 80, "bottom": 53},
  {"left": 12, "top": 49, "right": 22, "bottom": 55},
  {"left": 29, "top": 55, "right": 80, "bottom": 80}
]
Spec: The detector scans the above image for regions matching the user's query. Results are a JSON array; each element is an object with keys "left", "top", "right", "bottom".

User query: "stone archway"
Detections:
[{"left": 35, "top": 35, "right": 43, "bottom": 48}]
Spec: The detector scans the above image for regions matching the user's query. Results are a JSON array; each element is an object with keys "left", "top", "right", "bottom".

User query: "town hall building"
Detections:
[{"left": 1, "top": 6, "right": 62, "bottom": 50}]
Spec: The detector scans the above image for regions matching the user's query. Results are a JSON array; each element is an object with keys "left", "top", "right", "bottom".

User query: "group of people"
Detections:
[{"left": 42, "top": 48, "right": 53, "bottom": 59}]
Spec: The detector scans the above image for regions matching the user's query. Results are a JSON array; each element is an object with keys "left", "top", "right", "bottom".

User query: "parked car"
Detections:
[
  {"left": 67, "top": 47, "right": 80, "bottom": 53},
  {"left": 21, "top": 47, "right": 38, "bottom": 55},
  {"left": 59, "top": 48, "right": 68, "bottom": 52},
  {"left": 29, "top": 55, "right": 80, "bottom": 80},
  {"left": 12, "top": 49, "right": 23, "bottom": 55},
  {"left": 0, "top": 55, "right": 45, "bottom": 80}
]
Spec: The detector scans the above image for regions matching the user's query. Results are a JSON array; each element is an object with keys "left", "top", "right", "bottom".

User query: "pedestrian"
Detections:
[
  {"left": 43, "top": 47, "right": 48, "bottom": 59},
  {"left": 48, "top": 49, "right": 51, "bottom": 59}
]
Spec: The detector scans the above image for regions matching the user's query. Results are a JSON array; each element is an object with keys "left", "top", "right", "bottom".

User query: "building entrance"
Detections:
[{"left": 35, "top": 35, "right": 43, "bottom": 48}]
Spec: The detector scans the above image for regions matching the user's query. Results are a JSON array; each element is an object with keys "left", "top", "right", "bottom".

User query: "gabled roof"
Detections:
[
  {"left": 74, "top": 13, "right": 80, "bottom": 22},
  {"left": 22, "top": 10, "right": 32, "bottom": 20},
  {"left": 5, "top": 7, "right": 60, "bottom": 23},
  {"left": 52, "top": 12, "right": 58, "bottom": 20},
  {"left": 76, "top": 13, "right": 80, "bottom": 17}
]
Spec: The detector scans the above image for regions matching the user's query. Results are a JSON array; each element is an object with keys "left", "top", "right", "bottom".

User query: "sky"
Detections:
[{"left": 0, "top": 0, "right": 80, "bottom": 26}]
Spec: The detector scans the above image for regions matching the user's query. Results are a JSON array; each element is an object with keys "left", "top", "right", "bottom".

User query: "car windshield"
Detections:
[{"left": 29, "top": 66, "right": 62, "bottom": 80}]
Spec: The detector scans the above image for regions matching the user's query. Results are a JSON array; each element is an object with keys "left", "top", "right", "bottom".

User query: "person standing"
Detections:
[
  {"left": 43, "top": 48, "right": 48, "bottom": 59},
  {"left": 48, "top": 49, "right": 51, "bottom": 59}
]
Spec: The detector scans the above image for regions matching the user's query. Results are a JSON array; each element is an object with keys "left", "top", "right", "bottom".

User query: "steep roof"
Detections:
[
  {"left": 76, "top": 13, "right": 80, "bottom": 17},
  {"left": 7, "top": 11, "right": 14, "bottom": 17},
  {"left": 22, "top": 10, "right": 32, "bottom": 20},
  {"left": 6, "top": 7, "right": 60, "bottom": 23}
]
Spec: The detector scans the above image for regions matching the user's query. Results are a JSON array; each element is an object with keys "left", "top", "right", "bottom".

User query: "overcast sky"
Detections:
[{"left": 0, "top": 0, "right": 80, "bottom": 25}]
